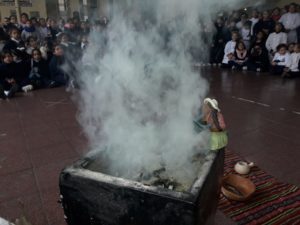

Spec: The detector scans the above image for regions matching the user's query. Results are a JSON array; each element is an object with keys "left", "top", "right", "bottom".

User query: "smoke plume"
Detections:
[{"left": 76, "top": 0, "right": 246, "bottom": 186}]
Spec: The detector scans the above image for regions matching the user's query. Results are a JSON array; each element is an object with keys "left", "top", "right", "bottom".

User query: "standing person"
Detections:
[
  {"left": 265, "top": 23, "right": 287, "bottom": 58},
  {"left": 0, "top": 51, "right": 19, "bottom": 99},
  {"left": 240, "top": 21, "right": 252, "bottom": 49},
  {"left": 236, "top": 13, "right": 248, "bottom": 31},
  {"left": 253, "top": 10, "right": 275, "bottom": 37},
  {"left": 202, "top": 98, "right": 227, "bottom": 151},
  {"left": 210, "top": 18, "right": 230, "bottom": 65},
  {"left": 271, "top": 7, "right": 282, "bottom": 21},
  {"left": 249, "top": 9, "right": 260, "bottom": 36},
  {"left": 271, "top": 44, "right": 290, "bottom": 75},
  {"left": 221, "top": 31, "right": 239, "bottom": 68},
  {"left": 279, "top": 3, "right": 300, "bottom": 43}
]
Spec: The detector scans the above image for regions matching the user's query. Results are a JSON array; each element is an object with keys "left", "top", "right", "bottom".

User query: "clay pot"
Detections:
[{"left": 221, "top": 174, "right": 256, "bottom": 201}]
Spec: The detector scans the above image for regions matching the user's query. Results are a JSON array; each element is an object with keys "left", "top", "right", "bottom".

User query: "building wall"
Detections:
[{"left": 0, "top": 0, "right": 47, "bottom": 20}]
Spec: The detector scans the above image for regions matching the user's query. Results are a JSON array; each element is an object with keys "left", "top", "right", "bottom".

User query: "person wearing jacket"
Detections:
[{"left": 0, "top": 51, "right": 19, "bottom": 99}]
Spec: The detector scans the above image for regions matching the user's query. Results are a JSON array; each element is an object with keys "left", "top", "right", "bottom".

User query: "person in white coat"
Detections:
[
  {"left": 222, "top": 31, "right": 239, "bottom": 68},
  {"left": 279, "top": 3, "right": 300, "bottom": 43},
  {"left": 265, "top": 23, "right": 287, "bottom": 57},
  {"left": 271, "top": 44, "right": 290, "bottom": 75},
  {"left": 283, "top": 43, "right": 300, "bottom": 78}
]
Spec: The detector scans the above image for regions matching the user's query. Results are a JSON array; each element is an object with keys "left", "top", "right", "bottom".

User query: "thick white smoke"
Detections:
[{"left": 76, "top": 0, "right": 247, "bottom": 186}]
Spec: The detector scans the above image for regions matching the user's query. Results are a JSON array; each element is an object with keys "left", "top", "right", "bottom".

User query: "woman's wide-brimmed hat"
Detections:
[{"left": 204, "top": 98, "right": 220, "bottom": 112}]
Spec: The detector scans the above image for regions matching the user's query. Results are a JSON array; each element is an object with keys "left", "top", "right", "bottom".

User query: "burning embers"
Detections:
[{"left": 85, "top": 150, "right": 206, "bottom": 192}]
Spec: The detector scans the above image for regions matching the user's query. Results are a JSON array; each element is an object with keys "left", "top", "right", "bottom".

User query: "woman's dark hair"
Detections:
[
  {"left": 276, "top": 43, "right": 287, "bottom": 52},
  {"left": 21, "top": 13, "right": 29, "bottom": 19},
  {"left": 275, "top": 22, "right": 285, "bottom": 31},
  {"left": 1, "top": 50, "right": 13, "bottom": 60},
  {"left": 235, "top": 41, "right": 246, "bottom": 50},
  {"left": 8, "top": 27, "right": 19, "bottom": 35},
  {"left": 31, "top": 48, "right": 42, "bottom": 57},
  {"left": 26, "top": 36, "right": 37, "bottom": 44}
]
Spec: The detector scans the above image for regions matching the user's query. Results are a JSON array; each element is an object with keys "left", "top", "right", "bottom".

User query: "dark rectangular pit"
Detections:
[{"left": 59, "top": 149, "right": 224, "bottom": 225}]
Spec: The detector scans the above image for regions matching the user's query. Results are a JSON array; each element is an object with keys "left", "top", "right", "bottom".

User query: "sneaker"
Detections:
[
  {"left": 0, "top": 85, "right": 6, "bottom": 99},
  {"left": 218, "top": 63, "right": 222, "bottom": 67},
  {"left": 256, "top": 68, "right": 261, "bottom": 72},
  {"left": 7, "top": 84, "right": 19, "bottom": 98},
  {"left": 212, "top": 63, "right": 217, "bottom": 67},
  {"left": 242, "top": 66, "right": 248, "bottom": 71},
  {"left": 22, "top": 84, "right": 33, "bottom": 93},
  {"left": 231, "top": 66, "right": 236, "bottom": 70}
]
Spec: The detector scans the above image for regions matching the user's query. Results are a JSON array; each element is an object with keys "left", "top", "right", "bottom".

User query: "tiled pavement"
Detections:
[{"left": 0, "top": 68, "right": 299, "bottom": 225}]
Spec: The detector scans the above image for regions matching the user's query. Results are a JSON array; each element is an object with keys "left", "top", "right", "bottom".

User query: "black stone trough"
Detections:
[{"left": 59, "top": 148, "right": 224, "bottom": 225}]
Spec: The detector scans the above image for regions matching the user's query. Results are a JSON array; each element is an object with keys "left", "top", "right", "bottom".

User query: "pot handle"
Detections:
[{"left": 248, "top": 162, "right": 254, "bottom": 167}]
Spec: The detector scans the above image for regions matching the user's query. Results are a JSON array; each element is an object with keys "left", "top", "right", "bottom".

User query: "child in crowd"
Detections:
[
  {"left": 0, "top": 51, "right": 19, "bottom": 99},
  {"left": 3, "top": 27, "right": 26, "bottom": 56},
  {"left": 271, "top": 7, "right": 282, "bottom": 21},
  {"left": 49, "top": 44, "right": 68, "bottom": 86},
  {"left": 271, "top": 44, "right": 290, "bottom": 75},
  {"left": 25, "top": 36, "right": 39, "bottom": 56},
  {"left": 210, "top": 18, "right": 230, "bottom": 65},
  {"left": 231, "top": 41, "right": 248, "bottom": 70},
  {"left": 23, "top": 49, "right": 53, "bottom": 90},
  {"left": 241, "top": 21, "right": 252, "bottom": 50},
  {"left": 246, "top": 44, "right": 270, "bottom": 72},
  {"left": 222, "top": 31, "right": 239, "bottom": 68},
  {"left": 288, "top": 43, "right": 295, "bottom": 53},
  {"left": 282, "top": 43, "right": 300, "bottom": 78},
  {"left": 250, "top": 31, "right": 266, "bottom": 50},
  {"left": 21, "top": 19, "right": 40, "bottom": 43},
  {"left": 265, "top": 23, "right": 287, "bottom": 57}
]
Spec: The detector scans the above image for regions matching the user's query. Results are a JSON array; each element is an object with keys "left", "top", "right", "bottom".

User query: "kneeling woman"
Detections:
[{"left": 202, "top": 98, "right": 228, "bottom": 151}]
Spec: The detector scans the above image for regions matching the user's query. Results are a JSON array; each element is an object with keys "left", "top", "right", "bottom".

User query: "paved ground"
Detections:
[{"left": 0, "top": 68, "right": 299, "bottom": 225}]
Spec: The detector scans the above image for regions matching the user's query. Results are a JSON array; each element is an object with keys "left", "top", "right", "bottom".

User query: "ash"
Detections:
[{"left": 86, "top": 151, "right": 206, "bottom": 192}]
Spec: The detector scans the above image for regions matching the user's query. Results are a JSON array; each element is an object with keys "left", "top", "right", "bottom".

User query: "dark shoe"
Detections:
[
  {"left": 0, "top": 85, "right": 6, "bottom": 99},
  {"left": 48, "top": 81, "right": 57, "bottom": 88},
  {"left": 7, "top": 84, "right": 19, "bottom": 98}
]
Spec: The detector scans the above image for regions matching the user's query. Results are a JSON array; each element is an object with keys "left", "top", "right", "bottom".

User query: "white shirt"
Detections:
[
  {"left": 279, "top": 12, "right": 300, "bottom": 30},
  {"left": 287, "top": 52, "right": 300, "bottom": 72},
  {"left": 272, "top": 52, "right": 290, "bottom": 66},
  {"left": 222, "top": 41, "right": 236, "bottom": 64},
  {"left": 265, "top": 32, "right": 288, "bottom": 52},
  {"left": 250, "top": 17, "right": 259, "bottom": 35},
  {"left": 38, "top": 26, "right": 49, "bottom": 40},
  {"left": 241, "top": 28, "right": 251, "bottom": 41}
]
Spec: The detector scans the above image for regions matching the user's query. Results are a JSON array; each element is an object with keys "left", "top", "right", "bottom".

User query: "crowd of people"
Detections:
[
  {"left": 0, "top": 3, "right": 299, "bottom": 100},
  {"left": 210, "top": 2, "right": 300, "bottom": 78},
  {"left": 0, "top": 12, "right": 98, "bottom": 99}
]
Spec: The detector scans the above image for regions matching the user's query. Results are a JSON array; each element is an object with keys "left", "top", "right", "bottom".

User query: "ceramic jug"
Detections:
[{"left": 234, "top": 161, "right": 254, "bottom": 175}]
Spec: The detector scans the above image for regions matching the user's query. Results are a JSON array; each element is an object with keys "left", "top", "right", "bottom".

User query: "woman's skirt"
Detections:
[{"left": 210, "top": 131, "right": 228, "bottom": 151}]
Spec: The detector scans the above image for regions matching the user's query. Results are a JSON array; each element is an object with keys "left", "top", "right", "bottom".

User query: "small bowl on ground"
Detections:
[{"left": 221, "top": 174, "right": 256, "bottom": 201}]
